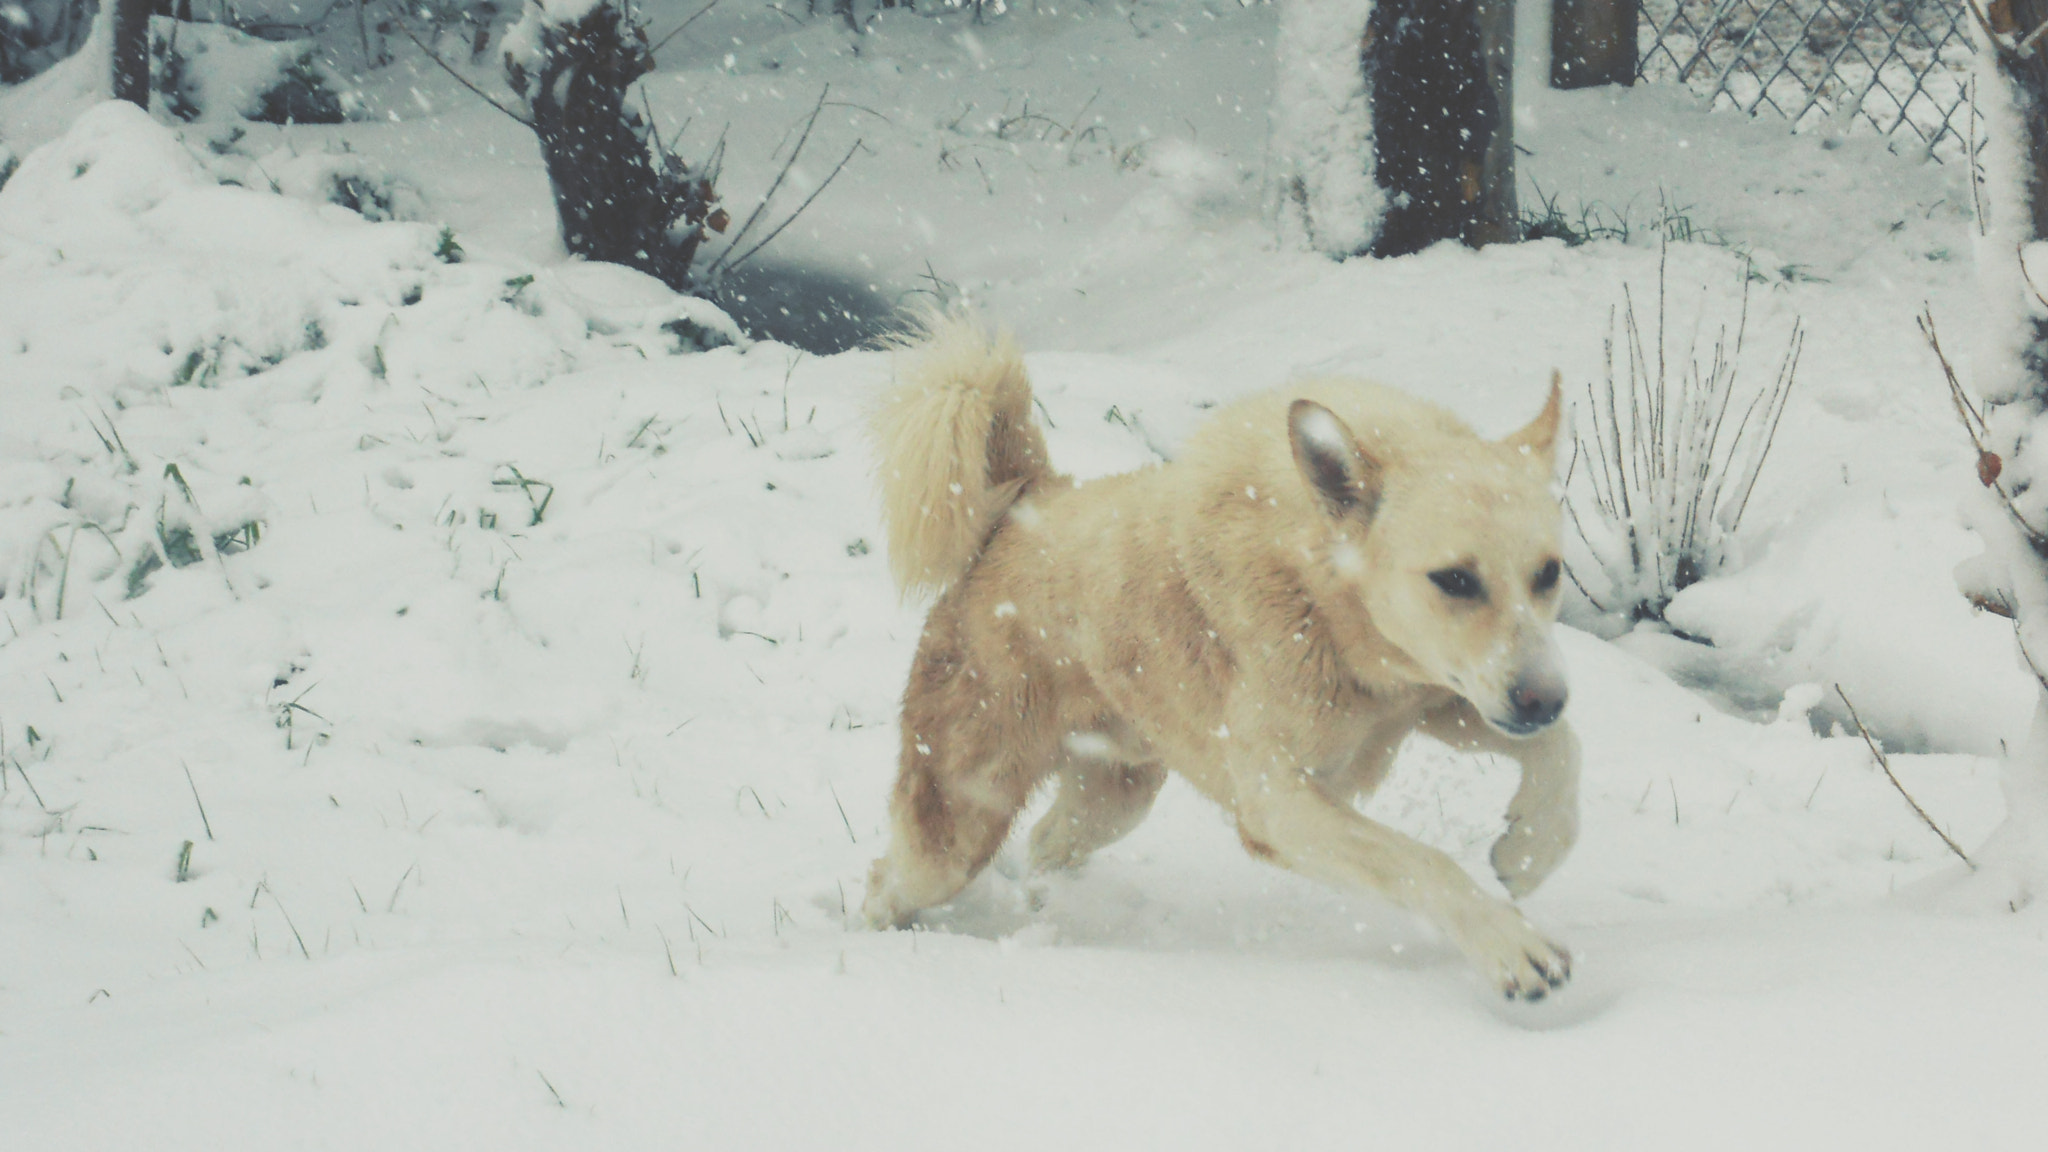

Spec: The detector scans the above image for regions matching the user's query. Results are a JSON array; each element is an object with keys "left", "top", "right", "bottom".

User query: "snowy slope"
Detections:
[{"left": 4, "top": 4, "right": 2047, "bottom": 1147}]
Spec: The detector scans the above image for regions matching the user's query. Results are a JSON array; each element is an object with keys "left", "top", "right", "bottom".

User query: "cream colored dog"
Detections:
[{"left": 862, "top": 316, "right": 1579, "bottom": 1000}]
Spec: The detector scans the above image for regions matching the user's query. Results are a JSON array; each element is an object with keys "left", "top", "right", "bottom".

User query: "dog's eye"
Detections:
[
  {"left": 1428, "top": 567, "right": 1484, "bottom": 600},
  {"left": 1533, "top": 558, "right": 1561, "bottom": 595}
]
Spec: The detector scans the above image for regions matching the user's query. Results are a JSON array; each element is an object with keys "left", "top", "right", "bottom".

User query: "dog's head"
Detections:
[{"left": 1289, "top": 380, "right": 1567, "bottom": 736}]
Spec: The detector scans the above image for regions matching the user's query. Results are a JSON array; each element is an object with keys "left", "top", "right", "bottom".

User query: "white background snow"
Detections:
[{"left": 3, "top": 2, "right": 2046, "bottom": 1147}]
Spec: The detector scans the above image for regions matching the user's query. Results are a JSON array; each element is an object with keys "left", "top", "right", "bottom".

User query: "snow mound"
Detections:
[
  {"left": 1656, "top": 497, "right": 2033, "bottom": 755},
  {"left": 0, "top": 101, "right": 739, "bottom": 616}
]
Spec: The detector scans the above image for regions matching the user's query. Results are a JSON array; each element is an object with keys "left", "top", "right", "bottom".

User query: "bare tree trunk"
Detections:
[
  {"left": 2006, "top": 0, "right": 2048, "bottom": 251},
  {"left": 1985, "top": 1, "right": 2048, "bottom": 390},
  {"left": 110, "top": 0, "right": 149, "bottom": 108},
  {"left": 1551, "top": 0, "right": 1636, "bottom": 89},
  {"left": 1366, "top": 0, "right": 1516, "bottom": 256},
  {"left": 504, "top": 2, "right": 719, "bottom": 289}
]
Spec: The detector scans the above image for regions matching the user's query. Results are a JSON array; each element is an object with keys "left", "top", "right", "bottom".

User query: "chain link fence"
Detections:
[{"left": 1637, "top": 1, "right": 1978, "bottom": 160}]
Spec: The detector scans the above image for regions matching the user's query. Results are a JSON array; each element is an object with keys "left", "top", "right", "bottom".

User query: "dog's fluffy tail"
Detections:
[{"left": 872, "top": 314, "right": 1054, "bottom": 598}]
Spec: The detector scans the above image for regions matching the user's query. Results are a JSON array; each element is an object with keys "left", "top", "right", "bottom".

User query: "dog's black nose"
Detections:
[{"left": 1509, "top": 681, "right": 1565, "bottom": 729}]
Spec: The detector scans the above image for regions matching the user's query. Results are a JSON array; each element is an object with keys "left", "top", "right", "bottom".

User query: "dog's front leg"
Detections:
[
  {"left": 1418, "top": 699, "right": 1580, "bottom": 899},
  {"left": 1233, "top": 770, "right": 1570, "bottom": 1001}
]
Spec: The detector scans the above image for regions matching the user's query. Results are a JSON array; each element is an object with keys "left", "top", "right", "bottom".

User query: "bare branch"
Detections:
[
  {"left": 710, "top": 85, "right": 830, "bottom": 278},
  {"left": 2011, "top": 610, "right": 2048, "bottom": 690},
  {"left": 1965, "top": 0, "right": 2003, "bottom": 46},
  {"left": 2021, "top": 18, "right": 2048, "bottom": 57},
  {"left": 825, "top": 100, "right": 898, "bottom": 126},
  {"left": 2019, "top": 243, "right": 2048, "bottom": 314},
  {"left": 720, "top": 138, "right": 864, "bottom": 274},
  {"left": 1834, "top": 684, "right": 1975, "bottom": 870},
  {"left": 1918, "top": 306, "right": 2048, "bottom": 554},
  {"left": 390, "top": 15, "right": 533, "bottom": 128},
  {"left": 651, "top": 0, "right": 722, "bottom": 58}
]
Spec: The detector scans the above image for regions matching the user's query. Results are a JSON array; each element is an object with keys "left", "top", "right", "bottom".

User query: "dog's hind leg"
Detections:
[
  {"left": 862, "top": 626, "right": 1060, "bottom": 929},
  {"left": 1027, "top": 760, "right": 1167, "bottom": 873},
  {"left": 862, "top": 755, "right": 1033, "bottom": 929}
]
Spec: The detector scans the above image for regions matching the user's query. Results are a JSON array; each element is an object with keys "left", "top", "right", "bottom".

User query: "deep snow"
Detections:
[{"left": 4, "top": 3, "right": 2047, "bottom": 1147}]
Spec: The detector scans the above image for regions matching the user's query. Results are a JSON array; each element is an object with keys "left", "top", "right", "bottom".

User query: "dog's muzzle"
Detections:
[{"left": 1492, "top": 656, "right": 1568, "bottom": 736}]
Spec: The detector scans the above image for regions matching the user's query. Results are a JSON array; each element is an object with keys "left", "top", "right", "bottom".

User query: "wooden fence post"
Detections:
[
  {"left": 111, "top": 0, "right": 151, "bottom": 108},
  {"left": 1367, "top": 0, "right": 1517, "bottom": 255},
  {"left": 1552, "top": 0, "right": 1638, "bottom": 89},
  {"left": 1474, "top": 0, "right": 1519, "bottom": 244}
]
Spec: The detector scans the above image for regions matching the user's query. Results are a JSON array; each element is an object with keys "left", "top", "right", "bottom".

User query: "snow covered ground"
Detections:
[{"left": 4, "top": 3, "right": 2047, "bottom": 1147}]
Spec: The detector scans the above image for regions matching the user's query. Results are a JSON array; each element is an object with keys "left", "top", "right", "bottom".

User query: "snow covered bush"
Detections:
[
  {"left": 502, "top": 0, "right": 725, "bottom": 290},
  {"left": 230, "top": 143, "right": 427, "bottom": 223},
  {"left": 1565, "top": 255, "right": 1803, "bottom": 625},
  {"left": 149, "top": 19, "right": 357, "bottom": 125}
]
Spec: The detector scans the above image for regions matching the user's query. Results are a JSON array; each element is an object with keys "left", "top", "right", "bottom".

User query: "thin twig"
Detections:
[
  {"left": 2021, "top": 19, "right": 2048, "bottom": 58},
  {"left": 684, "top": 902, "right": 721, "bottom": 938},
  {"left": 825, "top": 100, "right": 897, "bottom": 125},
  {"left": 829, "top": 782, "right": 857, "bottom": 843},
  {"left": 181, "top": 760, "right": 214, "bottom": 841},
  {"left": 390, "top": 14, "right": 534, "bottom": 128},
  {"left": 1919, "top": 307, "right": 2048, "bottom": 554},
  {"left": 711, "top": 85, "right": 831, "bottom": 276},
  {"left": 720, "top": 138, "right": 864, "bottom": 274},
  {"left": 538, "top": 1070, "right": 567, "bottom": 1108},
  {"left": 2019, "top": 243, "right": 2048, "bottom": 314},
  {"left": 658, "top": 926, "right": 679, "bottom": 975},
  {"left": 651, "top": 0, "right": 723, "bottom": 56},
  {"left": 9, "top": 758, "right": 49, "bottom": 811},
  {"left": 2011, "top": 610, "right": 2048, "bottom": 693},
  {"left": 1920, "top": 306, "right": 1988, "bottom": 436},
  {"left": 261, "top": 881, "right": 315, "bottom": 958},
  {"left": 1834, "top": 684, "right": 1974, "bottom": 870},
  {"left": 386, "top": 860, "right": 417, "bottom": 912}
]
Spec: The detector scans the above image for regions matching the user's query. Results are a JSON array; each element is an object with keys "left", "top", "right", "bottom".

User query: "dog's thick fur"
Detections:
[{"left": 863, "top": 315, "right": 1580, "bottom": 1000}]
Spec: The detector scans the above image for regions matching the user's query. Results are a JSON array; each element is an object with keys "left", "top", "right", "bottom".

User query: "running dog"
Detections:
[{"left": 861, "top": 315, "right": 1579, "bottom": 1000}]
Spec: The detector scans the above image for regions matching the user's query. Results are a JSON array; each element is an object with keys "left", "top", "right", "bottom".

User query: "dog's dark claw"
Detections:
[
  {"left": 1502, "top": 948, "right": 1571, "bottom": 1003},
  {"left": 1526, "top": 949, "right": 1572, "bottom": 987}
]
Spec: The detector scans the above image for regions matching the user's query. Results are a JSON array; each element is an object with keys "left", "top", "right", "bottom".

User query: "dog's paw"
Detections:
[
  {"left": 858, "top": 894, "right": 908, "bottom": 931},
  {"left": 1490, "top": 810, "right": 1576, "bottom": 899},
  {"left": 1492, "top": 937, "right": 1572, "bottom": 1002},
  {"left": 1448, "top": 901, "right": 1572, "bottom": 1002},
  {"left": 859, "top": 861, "right": 915, "bottom": 930}
]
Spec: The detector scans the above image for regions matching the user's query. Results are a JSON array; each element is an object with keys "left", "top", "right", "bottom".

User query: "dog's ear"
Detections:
[
  {"left": 1503, "top": 372, "right": 1563, "bottom": 459},
  {"left": 1289, "top": 400, "right": 1381, "bottom": 520}
]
